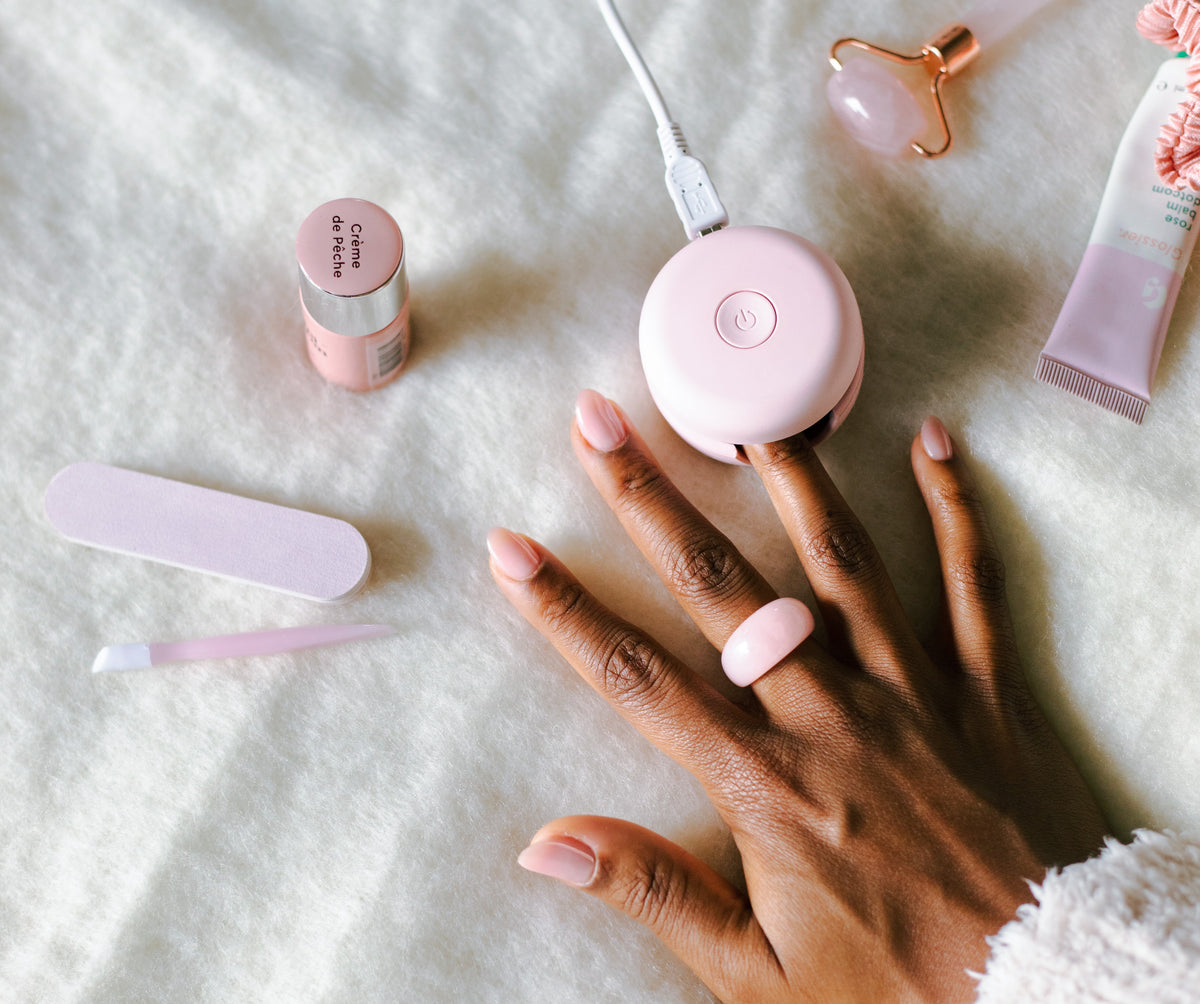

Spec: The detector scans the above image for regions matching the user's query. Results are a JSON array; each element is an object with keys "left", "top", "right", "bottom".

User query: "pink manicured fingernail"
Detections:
[
  {"left": 487, "top": 527, "right": 543, "bottom": 581},
  {"left": 575, "top": 390, "right": 628, "bottom": 453},
  {"left": 920, "top": 416, "right": 954, "bottom": 462},
  {"left": 518, "top": 837, "right": 596, "bottom": 886}
]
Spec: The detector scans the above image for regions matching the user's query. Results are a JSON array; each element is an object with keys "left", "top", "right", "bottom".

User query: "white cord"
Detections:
[
  {"left": 595, "top": 0, "right": 729, "bottom": 239},
  {"left": 595, "top": 0, "right": 672, "bottom": 129}
]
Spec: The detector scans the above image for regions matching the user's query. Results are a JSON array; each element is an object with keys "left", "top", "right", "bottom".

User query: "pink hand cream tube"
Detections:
[
  {"left": 297, "top": 198, "right": 410, "bottom": 391},
  {"left": 1037, "top": 56, "right": 1197, "bottom": 424}
]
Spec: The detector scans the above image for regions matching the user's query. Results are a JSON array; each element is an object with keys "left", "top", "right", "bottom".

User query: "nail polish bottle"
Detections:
[{"left": 297, "top": 198, "right": 410, "bottom": 391}]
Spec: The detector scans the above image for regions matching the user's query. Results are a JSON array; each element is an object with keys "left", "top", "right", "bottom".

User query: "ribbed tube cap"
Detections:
[{"left": 297, "top": 198, "right": 407, "bottom": 338}]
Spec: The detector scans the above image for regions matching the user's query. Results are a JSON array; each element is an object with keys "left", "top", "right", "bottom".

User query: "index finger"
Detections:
[
  {"left": 569, "top": 391, "right": 830, "bottom": 713},
  {"left": 487, "top": 527, "right": 749, "bottom": 781}
]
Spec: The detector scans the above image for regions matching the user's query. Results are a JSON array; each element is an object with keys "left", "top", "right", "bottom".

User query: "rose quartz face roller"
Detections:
[{"left": 827, "top": 0, "right": 1060, "bottom": 158}]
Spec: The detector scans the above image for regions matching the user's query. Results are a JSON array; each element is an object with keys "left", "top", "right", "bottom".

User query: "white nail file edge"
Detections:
[{"left": 44, "top": 462, "right": 372, "bottom": 603}]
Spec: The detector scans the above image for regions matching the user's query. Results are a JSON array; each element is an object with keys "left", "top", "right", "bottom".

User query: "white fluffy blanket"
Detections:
[{"left": 2, "top": 1, "right": 1197, "bottom": 1000}]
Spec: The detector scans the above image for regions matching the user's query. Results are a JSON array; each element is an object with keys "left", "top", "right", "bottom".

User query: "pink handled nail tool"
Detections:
[{"left": 91, "top": 623, "right": 394, "bottom": 673}]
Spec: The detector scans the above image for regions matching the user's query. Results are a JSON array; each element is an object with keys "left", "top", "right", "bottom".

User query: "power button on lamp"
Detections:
[{"left": 715, "top": 290, "right": 778, "bottom": 348}]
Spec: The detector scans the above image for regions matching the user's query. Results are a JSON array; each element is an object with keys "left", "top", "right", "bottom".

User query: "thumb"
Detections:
[{"left": 517, "top": 815, "right": 780, "bottom": 1001}]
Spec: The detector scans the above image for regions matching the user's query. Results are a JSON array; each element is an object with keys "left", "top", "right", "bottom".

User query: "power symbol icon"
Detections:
[{"left": 716, "top": 291, "right": 778, "bottom": 348}]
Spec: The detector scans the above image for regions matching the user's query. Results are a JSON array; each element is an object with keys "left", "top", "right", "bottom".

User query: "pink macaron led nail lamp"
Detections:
[
  {"left": 640, "top": 227, "right": 864, "bottom": 463},
  {"left": 598, "top": 0, "right": 865, "bottom": 465}
]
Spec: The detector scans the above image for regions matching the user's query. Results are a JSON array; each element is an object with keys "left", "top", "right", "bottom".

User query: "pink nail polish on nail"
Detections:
[
  {"left": 920, "top": 416, "right": 954, "bottom": 462},
  {"left": 518, "top": 837, "right": 596, "bottom": 886},
  {"left": 575, "top": 390, "right": 628, "bottom": 452},
  {"left": 486, "top": 527, "right": 542, "bottom": 581}
]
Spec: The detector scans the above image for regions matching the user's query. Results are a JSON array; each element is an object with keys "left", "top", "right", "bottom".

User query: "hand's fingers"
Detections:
[
  {"left": 910, "top": 418, "right": 1023, "bottom": 695},
  {"left": 518, "top": 815, "right": 783, "bottom": 1002},
  {"left": 487, "top": 528, "right": 748, "bottom": 781},
  {"left": 571, "top": 390, "right": 774, "bottom": 646},
  {"left": 744, "top": 435, "right": 926, "bottom": 685},
  {"left": 571, "top": 390, "right": 824, "bottom": 704}
]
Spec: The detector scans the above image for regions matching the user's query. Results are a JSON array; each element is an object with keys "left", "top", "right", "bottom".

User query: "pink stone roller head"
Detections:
[{"left": 828, "top": 0, "right": 1060, "bottom": 158}]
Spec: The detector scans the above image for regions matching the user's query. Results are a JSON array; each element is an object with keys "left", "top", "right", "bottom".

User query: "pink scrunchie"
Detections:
[
  {"left": 1157, "top": 95, "right": 1200, "bottom": 188},
  {"left": 1138, "top": 0, "right": 1200, "bottom": 189},
  {"left": 1138, "top": 0, "right": 1200, "bottom": 52}
]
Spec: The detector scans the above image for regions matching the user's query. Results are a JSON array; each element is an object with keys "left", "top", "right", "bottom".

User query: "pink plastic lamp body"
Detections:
[{"left": 639, "top": 226, "right": 864, "bottom": 463}]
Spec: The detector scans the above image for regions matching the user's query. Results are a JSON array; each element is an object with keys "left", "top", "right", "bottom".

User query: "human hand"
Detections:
[{"left": 488, "top": 391, "right": 1108, "bottom": 1003}]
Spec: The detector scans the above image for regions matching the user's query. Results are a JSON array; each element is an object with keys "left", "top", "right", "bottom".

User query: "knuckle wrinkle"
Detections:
[
  {"left": 931, "top": 480, "right": 986, "bottom": 522},
  {"left": 669, "top": 534, "right": 744, "bottom": 603},
  {"left": 804, "top": 511, "right": 880, "bottom": 581},
  {"left": 596, "top": 629, "right": 667, "bottom": 707},
  {"left": 537, "top": 580, "right": 589, "bottom": 636},
  {"left": 620, "top": 854, "right": 682, "bottom": 930},
  {"left": 946, "top": 551, "right": 1008, "bottom": 605},
  {"left": 754, "top": 435, "right": 814, "bottom": 479},
  {"left": 614, "top": 456, "right": 670, "bottom": 509}
]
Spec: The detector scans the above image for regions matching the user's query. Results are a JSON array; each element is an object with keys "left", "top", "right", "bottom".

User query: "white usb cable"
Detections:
[{"left": 596, "top": 0, "right": 729, "bottom": 240}]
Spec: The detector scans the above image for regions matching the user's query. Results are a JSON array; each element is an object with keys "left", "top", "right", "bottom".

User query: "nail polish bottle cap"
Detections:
[{"left": 297, "top": 198, "right": 407, "bottom": 338}]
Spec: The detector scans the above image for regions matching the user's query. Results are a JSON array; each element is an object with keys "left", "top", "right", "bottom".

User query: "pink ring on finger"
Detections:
[{"left": 721, "top": 597, "right": 815, "bottom": 687}]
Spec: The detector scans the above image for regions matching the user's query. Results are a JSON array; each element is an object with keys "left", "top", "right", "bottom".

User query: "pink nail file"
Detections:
[{"left": 44, "top": 462, "right": 372, "bottom": 603}]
